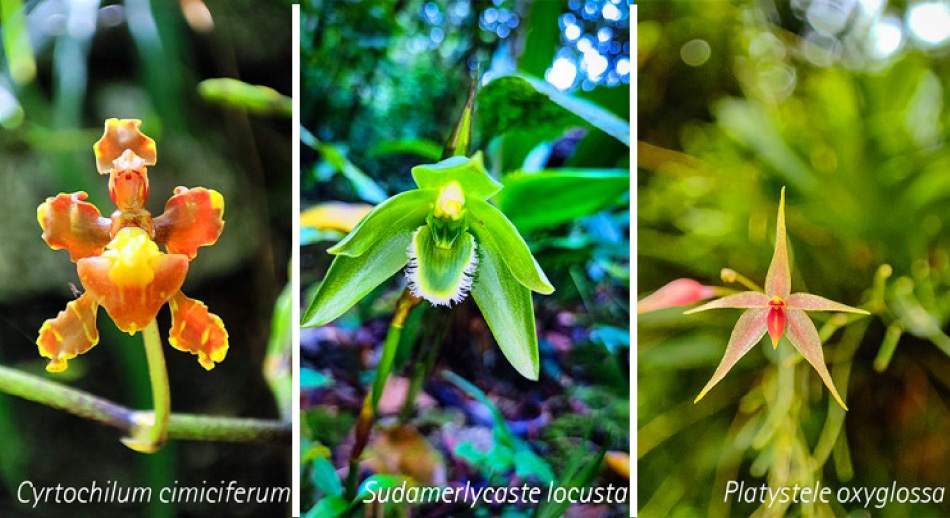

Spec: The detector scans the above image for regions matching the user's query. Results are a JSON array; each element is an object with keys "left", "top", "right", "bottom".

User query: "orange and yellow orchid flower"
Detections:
[{"left": 36, "top": 118, "right": 228, "bottom": 372}]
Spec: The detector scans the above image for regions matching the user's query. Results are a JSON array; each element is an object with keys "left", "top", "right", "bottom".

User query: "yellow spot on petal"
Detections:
[{"left": 209, "top": 189, "right": 225, "bottom": 213}]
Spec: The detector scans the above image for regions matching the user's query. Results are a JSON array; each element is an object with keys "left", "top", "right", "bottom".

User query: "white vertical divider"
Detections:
[
  {"left": 630, "top": 3, "right": 638, "bottom": 517},
  {"left": 291, "top": 4, "right": 302, "bottom": 516}
]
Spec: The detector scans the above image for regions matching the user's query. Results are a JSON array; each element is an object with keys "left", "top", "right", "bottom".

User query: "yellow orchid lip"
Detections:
[{"left": 35, "top": 119, "right": 229, "bottom": 372}]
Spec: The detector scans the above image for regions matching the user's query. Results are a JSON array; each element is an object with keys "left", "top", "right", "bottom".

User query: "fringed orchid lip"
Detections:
[
  {"left": 406, "top": 182, "right": 478, "bottom": 307},
  {"left": 35, "top": 118, "right": 229, "bottom": 373}
]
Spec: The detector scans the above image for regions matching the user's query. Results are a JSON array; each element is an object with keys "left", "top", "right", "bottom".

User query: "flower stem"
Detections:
[
  {"left": 345, "top": 288, "right": 421, "bottom": 498},
  {"left": 0, "top": 363, "right": 289, "bottom": 444},
  {"left": 121, "top": 319, "right": 171, "bottom": 453},
  {"left": 720, "top": 268, "right": 763, "bottom": 292}
]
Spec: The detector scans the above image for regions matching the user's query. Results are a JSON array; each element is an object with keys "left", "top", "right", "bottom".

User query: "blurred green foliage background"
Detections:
[
  {"left": 639, "top": 0, "right": 950, "bottom": 516},
  {"left": 0, "top": 1, "right": 291, "bottom": 515}
]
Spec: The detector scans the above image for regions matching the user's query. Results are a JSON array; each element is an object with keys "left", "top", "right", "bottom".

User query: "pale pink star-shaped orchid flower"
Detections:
[{"left": 685, "top": 188, "right": 869, "bottom": 410}]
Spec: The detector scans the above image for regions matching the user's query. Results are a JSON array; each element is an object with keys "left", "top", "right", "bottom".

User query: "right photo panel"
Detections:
[
  {"left": 299, "top": 1, "right": 631, "bottom": 517},
  {"left": 639, "top": 1, "right": 950, "bottom": 516}
]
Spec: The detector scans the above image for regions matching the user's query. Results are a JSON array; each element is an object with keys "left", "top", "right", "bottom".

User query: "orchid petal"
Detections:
[
  {"left": 327, "top": 189, "right": 435, "bottom": 258},
  {"left": 637, "top": 278, "right": 715, "bottom": 314},
  {"left": 471, "top": 236, "right": 540, "bottom": 381},
  {"left": 466, "top": 197, "right": 554, "bottom": 294},
  {"left": 168, "top": 292, "right": 229, "bottom": 370},
  {"left": 410, "top": 152, "right": 502, "bottom": 200},
  {"left": 694, "top": 308, "right": 768, "bottom": 403},
  {"left": 683, "top": 291, "right": 770, "bottom": 314},
  {"left": 36, "top": 293, "right": 99, "bottom": 372},
  {"left": 153, "top": 187, "right": 225, "bottom": 259},
  {"left": 764, "top": 187, "right": 791, "bottom": 298},
  {"left": 302, "top": 232, "right": 412, "bottom": 327},
  {"left": 786, "top": 293, "right": 869, "bottom": 314},
  {"left": 37, "top": 192, "right": 112, "bottom": 262},
  {"left": 784, "top": 309, "right": 848, "bottom": 410},
  {"left": 93, "top": 118, "right": 156, "bottom": 175}
]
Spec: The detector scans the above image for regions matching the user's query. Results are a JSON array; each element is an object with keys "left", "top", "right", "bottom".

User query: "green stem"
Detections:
[
  {"left": 0, "top": 356, "right": 289, "bottom": 446},
  {"left": 345, "top": 289, "right": 420, "bottom": 499},
  {"left": 399, "top": 313, "right": 447, "bottom": 423},
  {"left": 720, "top": 268, "right": 763, "bottom": 292},
  {"left": 122, "top": 320, "right": 171, "bottom": 453}
]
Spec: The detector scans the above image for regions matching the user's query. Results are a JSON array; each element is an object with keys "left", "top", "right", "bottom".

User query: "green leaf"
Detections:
[
  {"left": 369, "top": 139, "right": 443, "bottom": 161},
  {"left": 310, "top": 457, "right": 343, "bottom": 497},
  {"left": 467, "top": 198, "right": 554, "bottom": 294},
  {"left": 496, "top": 169, "right": 629, "bottom": 232},
  {"left": 329, "top": 190, "right": 435, "bottom": 257},
  {"left": 714, "top": 98, "right": 816, "bottom": 193},
  {"left": 478, "top": 75, "right": 630, "bottom": 146},
  {"left": 302, "top": 237, "right": 410, "bottom": 327},
  {"left": 411, "top": 152, "right": 502, "bottom": 200},
  {"left": 514, "top": 449, "right": 555, "bottom": 484},
  {"left": 443, "top": 371, "right": 514, "bottom": 442},
  {"left": 303, "top": 496, "right": 349, "bottom": 518},
  {"left": 356, "top": 475, "right": 416, "bottom": 501},
  {"left": 300, "top": 368, "right": 332, "bottom": 390},
  {"left": 470, "top": 242, "right": 541, "bottom": 380},
  {"left": 518, "top": 0, "right": 560, "bottom": 78},
  {"left": 301, "top": 126, "right": 388, "bottom": 203},
  {"left": 533, "top": 445, "right": 606, "bottom": 518},
  {"left": 443, "top": 76, "right": 477, "bottom": 158},
  {"left": 198, "top": 78, "right": 292, "bottom": 116}
]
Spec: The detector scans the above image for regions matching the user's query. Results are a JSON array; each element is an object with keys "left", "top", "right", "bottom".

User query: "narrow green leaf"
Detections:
[
  {"left": 714, "top": 99, "right": 816, "bottom": 193},
  {"left": 303, "top": 496, "right": 349, "bottom": 518},
  {"left": 478, "top": 75, "right": 630, "bottom": 146},
  {"left": 442, "top": 371, "right": 514, "bottom": 442},
  {"left": 533, "top": 445, "right": 606, "bottom": 518},
  {"left": 198, "top": 78, "right": 292, "bottom": 116},
  {"left": 302, "top": 237, "right": 410, "bottom": 327},
  {"left": 356, "top": 475, "right": 416, "bottom": 502},
  {"left": 310, "top": 457, "right": 343, "bottom": 497},
  {"left": 514, "top": 449, "right": 555, "bottom": 484},
  {"left": 519, "top": 75, "right": 630, "bottom": 146},
  {"left": 471, "top": 241, "right": 541, "bottom": 380},
  {"left": 369, "top": 139, "right": 443, "bottom": 161},
  {"left": 301, "top": 127, "right": 388, "bottom": 203},
  {"left": 495, "top": 169, "right": 629, "bottom": 231},
  {"left": 411, "top": 152, "right": 502, "bottom": 200},
  {"left": 328, "top": 189, "right": 435, "bottom": 257},
  {"left": 518, "top": 0, "right": 560, "bottom": 78},
  {"left": 443, "top": 75, "right": 477, "bottom": 159},
  {"left": 467, "top": 198, "right": 554, "bottom": 294}
]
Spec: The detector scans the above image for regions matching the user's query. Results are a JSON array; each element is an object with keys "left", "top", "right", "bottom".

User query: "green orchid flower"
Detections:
[
  {"left": 685, "top": 188, "right": 869, "bottom": 409},
  {"left": 302, "top": 152, "right": 555, "bottom": 380}
]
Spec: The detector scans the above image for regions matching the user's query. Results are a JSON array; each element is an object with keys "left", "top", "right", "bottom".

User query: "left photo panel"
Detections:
[{"left": 0, "top": 1, "right": 292, "bottom": 515}]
